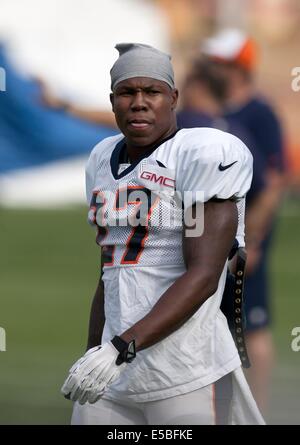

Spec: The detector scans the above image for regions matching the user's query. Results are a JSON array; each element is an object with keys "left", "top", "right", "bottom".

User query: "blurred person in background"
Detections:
[
  {"left": 201, "top": 28, "right": 286, "bottom": 415},
  {"left": 177, "top": 58, "right": 266, "bottom": 209}
]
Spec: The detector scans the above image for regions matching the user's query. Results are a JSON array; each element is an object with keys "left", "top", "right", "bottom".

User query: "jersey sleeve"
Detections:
[{"left": 175, "top": 132, "right": 253, "bottom": 204}]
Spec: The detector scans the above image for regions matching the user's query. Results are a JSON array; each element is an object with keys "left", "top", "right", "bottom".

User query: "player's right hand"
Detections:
[{"left": 61, "top": 342, "right": 127, "bottom": 405}]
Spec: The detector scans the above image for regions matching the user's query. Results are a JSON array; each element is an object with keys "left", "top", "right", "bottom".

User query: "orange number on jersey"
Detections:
[
  {"left": 114, "top": 186, "right": 159, "bottom": 265},
  {"left": 89, "top": 187, "right": 158, "bottom": 266}
]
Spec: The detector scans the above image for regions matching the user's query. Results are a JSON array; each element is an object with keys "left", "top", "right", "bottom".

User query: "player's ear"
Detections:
[
  {"left": 110, "top": 93, "right": 115, "bottom": 112},
  {"left": 171, "top": 89, "right": 179, "bottom": 110}
]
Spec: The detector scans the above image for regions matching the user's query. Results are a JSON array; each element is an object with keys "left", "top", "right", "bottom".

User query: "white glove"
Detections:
[{"left": 61, "top": 342, "right": 127, "bottom": 405}]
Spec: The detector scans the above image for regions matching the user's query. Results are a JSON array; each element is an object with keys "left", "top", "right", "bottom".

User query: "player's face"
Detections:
[{"left": 110, "top": 77, "right": 178, "bottom": 149}]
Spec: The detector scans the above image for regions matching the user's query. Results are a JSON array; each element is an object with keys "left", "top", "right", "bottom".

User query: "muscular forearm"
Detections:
[
  {"left": 86, "top": 279, "right": 105, "bottom": 350},
  {"left": 120, "top": 266, "right": 219, "bottom": 351},
  {"left": 121, "top": 200, "right": 237, "bottom": 351}
]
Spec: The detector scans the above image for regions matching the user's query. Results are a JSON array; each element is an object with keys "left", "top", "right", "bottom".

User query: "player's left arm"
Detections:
[{"left": 120, "top": 198, "right": 238, "bottom": 351}]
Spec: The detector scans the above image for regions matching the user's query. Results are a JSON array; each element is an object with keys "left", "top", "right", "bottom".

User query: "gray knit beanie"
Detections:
[{"left": 110, "top": 43, "right": 175, "bottom": 90}]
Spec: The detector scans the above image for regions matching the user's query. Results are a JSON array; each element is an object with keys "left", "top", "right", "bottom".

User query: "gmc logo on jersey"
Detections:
[{"left": 140, "top": 171, "right": 175, "bottom": 188}]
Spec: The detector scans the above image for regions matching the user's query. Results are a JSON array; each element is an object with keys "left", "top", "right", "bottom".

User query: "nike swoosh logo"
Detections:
[
  {"left": 218, "top": 161, "right": 237, "bottom": 171},
  {"left": 156, "top": 160, "right": 166, "bottom": 168}
]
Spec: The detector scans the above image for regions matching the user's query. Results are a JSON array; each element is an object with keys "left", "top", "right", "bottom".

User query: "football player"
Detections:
[{"left": 62, "top": 43, "right": 265, "bottom": 425}]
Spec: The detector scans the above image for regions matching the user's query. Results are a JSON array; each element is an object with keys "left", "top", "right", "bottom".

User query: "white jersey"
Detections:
[{"left": 85, "top": 127, "right": 253, "bottom": 402}]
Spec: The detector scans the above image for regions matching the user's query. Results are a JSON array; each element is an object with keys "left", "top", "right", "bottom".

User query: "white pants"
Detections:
[
  {"left": 72, "top": 383, "right": 216, "bottom": 425},
  {"left": 71, "top": 369, "right": 264, "bottom": 425}
]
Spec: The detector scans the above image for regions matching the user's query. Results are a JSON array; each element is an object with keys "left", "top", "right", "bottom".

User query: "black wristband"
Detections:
[{"left": 111, "top": 336, "right": 136, "bottom": 366}]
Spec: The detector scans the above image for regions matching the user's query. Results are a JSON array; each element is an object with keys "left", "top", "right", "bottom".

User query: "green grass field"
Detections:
[{"left": 0, "top": 198, "right": 299, "bottom": 424}]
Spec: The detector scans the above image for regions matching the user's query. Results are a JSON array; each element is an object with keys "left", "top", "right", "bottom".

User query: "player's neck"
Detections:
[{"left": 126, "top": 124, "right": 178, "bottom": 162}]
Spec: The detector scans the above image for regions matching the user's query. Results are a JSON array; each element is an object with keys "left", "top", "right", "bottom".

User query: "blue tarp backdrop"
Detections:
[{"left": 0, "top": 46, "right": 117, "bottom": 174}]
